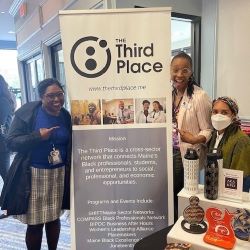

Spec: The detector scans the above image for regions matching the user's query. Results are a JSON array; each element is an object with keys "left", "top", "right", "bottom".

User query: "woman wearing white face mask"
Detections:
[{"left": 209, "top": 96, "right": 250, "bottom": 192}]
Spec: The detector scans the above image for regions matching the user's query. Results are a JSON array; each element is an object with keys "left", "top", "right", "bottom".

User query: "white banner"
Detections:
[{"left": 59, "top": 7, "right": 172, "bottom": 250}]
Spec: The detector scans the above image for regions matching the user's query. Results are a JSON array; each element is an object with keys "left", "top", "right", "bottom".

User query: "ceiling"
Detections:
[{"left": 0, "top": 0, "right": 16, "bottom": 42}]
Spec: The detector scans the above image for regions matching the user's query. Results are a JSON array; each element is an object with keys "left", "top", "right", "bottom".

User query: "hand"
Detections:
[
  {"left": 40, "top": 126, "right": 59, "bottom": 140},
  {"left": 177, "top": 129, "right": 206, "bottom": 144},
  {"left": 177, "top": 129, "right": 196, "bottom": 144}
]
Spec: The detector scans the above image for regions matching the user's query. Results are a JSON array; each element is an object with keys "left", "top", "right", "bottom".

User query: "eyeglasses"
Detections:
[
  {"left": 171, "top": 67, "right": 192, "bottom": 75},
  {"left": 44, "top": 92, "right": 64, "bottom": 100}
]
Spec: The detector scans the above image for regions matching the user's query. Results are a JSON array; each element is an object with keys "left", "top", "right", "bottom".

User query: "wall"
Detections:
[
  {"left": 15, "top": 0, "right": 103, "bottom": 59},
  {"left": 14, "top": 0, "right": 222, "bottom": 106},
  {"left": 116, "top": 0, "right": 217, "bottom": 98},
  {"left": 13, "top": 0, "right": 103, "bottom": 102},
  {"left": 216, "top": 0, "right": 250, "bottom": 118},
  {"left": 200, "top": 0, "right": 217, "bottom": 98}
]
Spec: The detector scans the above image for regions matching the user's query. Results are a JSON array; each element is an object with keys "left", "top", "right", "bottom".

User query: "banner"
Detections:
[{"left": 59, "top": 7, "right": 172, "bottom": 250}]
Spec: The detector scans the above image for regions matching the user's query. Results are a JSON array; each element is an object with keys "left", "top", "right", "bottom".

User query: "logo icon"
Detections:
[{"left": 70, "top": 36, "right": 111, "bottom": 78}]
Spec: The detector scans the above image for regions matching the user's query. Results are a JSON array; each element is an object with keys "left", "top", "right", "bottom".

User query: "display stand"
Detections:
[
  {"left": 178, "top": 185, "right": 250, "bottom": 217},
  {"left": 167, "top": 216, "right": 249, "bottom": 250},
  {"left": 167, "top": 186, "right": 250, "bottom": 249}
]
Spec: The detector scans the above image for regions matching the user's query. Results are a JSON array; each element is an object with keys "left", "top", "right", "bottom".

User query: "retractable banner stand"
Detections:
[{"left": 59, "top": 8, "right": 172, "bottom": 250}]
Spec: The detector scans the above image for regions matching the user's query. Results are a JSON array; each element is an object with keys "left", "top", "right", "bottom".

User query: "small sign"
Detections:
[{"left": 219, "top": 168, "right": 243, "bottom": 200}]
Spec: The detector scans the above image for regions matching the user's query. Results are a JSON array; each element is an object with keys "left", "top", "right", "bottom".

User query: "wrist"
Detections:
[{"left": 194, "top": 135, "right": 206, "bottom": 144}]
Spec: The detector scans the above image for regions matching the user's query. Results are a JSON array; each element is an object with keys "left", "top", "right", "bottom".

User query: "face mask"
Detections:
[{"left": 211, "top": 114, "right": 232, "bottom": 131}]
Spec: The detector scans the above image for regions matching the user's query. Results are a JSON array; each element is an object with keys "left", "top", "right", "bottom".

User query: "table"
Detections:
[
  {"left": 178, "top": 185, "right": 250, "bottom": 217},
  {"left": 167, "top": 216, "right": 249, "bottom": 250}
]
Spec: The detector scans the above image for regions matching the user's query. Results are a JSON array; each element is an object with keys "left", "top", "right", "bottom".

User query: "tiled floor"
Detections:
[{"left": 0, "top": 176, "right": 71, "bottom": 250}]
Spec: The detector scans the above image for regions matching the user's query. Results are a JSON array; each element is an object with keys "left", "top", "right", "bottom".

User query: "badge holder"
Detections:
[{"left": 48, "top": 145, "right": 62, "bottom": 166}]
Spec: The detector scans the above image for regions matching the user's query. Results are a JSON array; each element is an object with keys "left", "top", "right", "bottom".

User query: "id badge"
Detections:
[
  {"left": 182, "top": 101, "right": 191, "bottom": 110},
  {"left": 48, "top": 147, "right": 62, "bottom": 166}
]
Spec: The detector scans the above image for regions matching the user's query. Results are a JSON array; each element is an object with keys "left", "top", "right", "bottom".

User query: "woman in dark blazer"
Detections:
[{"left": 0, "top": 78, "right": 72, "bottom": 250}]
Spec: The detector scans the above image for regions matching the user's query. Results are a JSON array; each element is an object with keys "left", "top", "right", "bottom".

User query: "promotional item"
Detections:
[
  {"left": 204, "top": 153, "right": 219, "bottom": 200},
  {"left": 181, "top": 196, "right": 207, "bottom": 234},
  {"left": 204, "top": 208, "right": 236, "bottom": 249},
  {"left": 233, "top": 208, "right": 250, "bottom": 241},
  {"left": 183, "top": 148, "right": 199, "bottom": 195}
]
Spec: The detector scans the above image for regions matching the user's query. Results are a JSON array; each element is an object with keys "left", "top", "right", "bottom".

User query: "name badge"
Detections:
[
  {"left": 48, "top": 147, "right": 62, "bottom": 166},
  {"left": 182, "top": 101, "right": 191, "bottom": 110}
]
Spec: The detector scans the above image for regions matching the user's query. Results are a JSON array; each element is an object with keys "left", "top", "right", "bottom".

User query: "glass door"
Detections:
[
  {"left": 23, "top": 55, "right": 44, "bottom": 101},
  {"left": 51, "top": 43, "right": 69, "bottom": 109},
  {"left": 171, "top": 13, "right": 201, "bottom": 83}
]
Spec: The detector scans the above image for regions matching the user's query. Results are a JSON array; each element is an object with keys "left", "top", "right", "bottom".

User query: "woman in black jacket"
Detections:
[{"left": 0, "top": 78, "right": 72, "bottom": 250}]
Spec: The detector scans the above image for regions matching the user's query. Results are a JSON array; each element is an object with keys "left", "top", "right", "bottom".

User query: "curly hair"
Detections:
[{"left": 37, "top": 78, "right": 64, "bottom": 98}]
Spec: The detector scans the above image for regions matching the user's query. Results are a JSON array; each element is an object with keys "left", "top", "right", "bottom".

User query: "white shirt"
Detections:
[
  {"left": 117, "top": 108, "right": 133, "bottom": 124},
  {"left": 148, "top": 110, "right": 166, "bottom": 123},
  {"left": 136, "top": 110, "right": 152, "bottom": 123},
  {"left": 213, "top": 131, "right": 224, "bottom": 153}
]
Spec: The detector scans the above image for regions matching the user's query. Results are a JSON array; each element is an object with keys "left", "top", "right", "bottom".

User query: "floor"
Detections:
[{"left": 0, "top": 175, "right": 71, "bottom": 250}]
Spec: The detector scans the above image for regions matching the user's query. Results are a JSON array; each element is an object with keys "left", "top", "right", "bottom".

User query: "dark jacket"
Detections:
[
  {"left": 0, "top": 96, "right": 13, "bottom": 152},
  {"left": 0, "top": 101, "right": 72, "bottom": 215}
]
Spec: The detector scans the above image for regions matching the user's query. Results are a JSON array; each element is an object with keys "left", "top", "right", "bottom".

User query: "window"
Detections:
[
  {"left": 23, "top": 55, "right": 44, "bottom": 101},
  {"left": 51, "top": 43, "right": 66, "bottom": 86},
  {"left": 171, "top": 13, "right": 201, "bottom": 83},
  {"left": 171, "top": 18, "right": 192, "bottom": 56},
  {"left": 0, "top": 49, "right": 21, "bottom": 108},
  {"left": 135, "top": 6, "right": 201, "bottom": 83},
  {"left": 51, "top": 43, "right": 69, "bottom": 109}
]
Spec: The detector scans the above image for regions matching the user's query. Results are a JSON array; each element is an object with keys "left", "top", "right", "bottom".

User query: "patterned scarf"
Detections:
[
  {"left": 209, "top": 96, "right": 241, "bottom": 152},
  {"left": 212, "top": 96, "right": 239, "bottom": 116}
]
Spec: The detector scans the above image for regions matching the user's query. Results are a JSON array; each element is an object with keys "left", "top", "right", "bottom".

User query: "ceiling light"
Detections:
[
  {"left": 8, "top": 31, "right": 15, "bottom": 34},
  {"left": 1, "top": 11, "right": 5, "bottom": 14}
]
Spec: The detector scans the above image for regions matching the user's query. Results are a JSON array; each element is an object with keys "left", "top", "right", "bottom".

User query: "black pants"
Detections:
[
  {"left": 26, "top": 219, "right": 61, "bottom": 250},
  {"left": 0, "top": 151, "right": 10, "bottom": 182},
  {"left": 173, "top": 148, "right": 184, "bottom": 222}
]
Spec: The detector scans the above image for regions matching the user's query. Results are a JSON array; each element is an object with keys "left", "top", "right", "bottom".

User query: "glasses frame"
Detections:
[
  {"left": 43, "top": 91, "right": 65, "bottom": 100},
  {"left": 171, "top": 67, "right": 192, "bottom": 75}
]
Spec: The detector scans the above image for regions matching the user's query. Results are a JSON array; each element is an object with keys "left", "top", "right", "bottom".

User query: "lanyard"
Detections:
[{"left": 172, "top": 94, "right": 183, "bottom": 123}]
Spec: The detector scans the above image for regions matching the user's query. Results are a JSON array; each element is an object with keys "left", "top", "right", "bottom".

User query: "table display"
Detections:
[
  {"left": 169, "top": 186, "right": 250, "bottom": 249},
  {"left": 178, "top": 185, "right": 250, "bottom": 218},
  {"left": 167, "top": 216, "right": 249, "bottom": 250}
]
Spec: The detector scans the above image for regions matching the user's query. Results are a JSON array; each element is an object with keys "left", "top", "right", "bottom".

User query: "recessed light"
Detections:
[
  {"left": 1, "top": 11, "right": 5, "bottom": 14},
  {"left": 8, "top": 31, "right": 15, "bottom": 34}
]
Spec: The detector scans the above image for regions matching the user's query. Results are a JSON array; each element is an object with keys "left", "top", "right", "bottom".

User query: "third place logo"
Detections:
[{"left": 70, "top": 36, "right": 111, "bottom": 78}]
